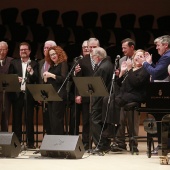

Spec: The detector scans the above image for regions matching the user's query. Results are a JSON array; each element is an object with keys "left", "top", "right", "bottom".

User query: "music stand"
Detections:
[
  {"left": 27, "top": 84, "right": 62, "bottom": 102},
  {"left": 0, "top": 74, "right": 20, "bottom": 115},
  {"left": 73, "top": 76, "right": 109, "bottom": 151},
  {"left": 27, "top": 84, "right": 62, "bottom": 147}
]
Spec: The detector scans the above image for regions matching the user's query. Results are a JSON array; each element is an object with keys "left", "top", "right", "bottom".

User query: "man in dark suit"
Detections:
[
  {"left": 0, "top": 41, "right": 13, "bottom": 132},
  {"left": 69, "top": 40, "right": 89, "bottom": 136},
  {"left": 8, "top": 42, "right": 38, "bottom": 148},
  {"left": 91, "top": 47, "right": 113, "bottom": 153},
  {"left": 75, "top": 38, "right": 101, "bottom": 150},
  {"left": 38, "top": 40, "right": 57, "bottom": 134}
]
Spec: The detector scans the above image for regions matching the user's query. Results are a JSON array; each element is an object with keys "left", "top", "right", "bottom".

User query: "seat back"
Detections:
[
  {"left": 42, "top": 10, "right": 60, "bottom": 27},
  {"left": 1, "top": 7, "right": 19, "bottom": 25},
  {"left": 81, "top": 12, "right": 98, "bottom": 29},
  {"left": 100, "top": 12, "right": 117, "bottom": 29},
  {"left": 61, "top": 10, "right": 79, "bottom": 28},
  {"left": 21, "top": 8, "right": 39, "bottom": 26}
]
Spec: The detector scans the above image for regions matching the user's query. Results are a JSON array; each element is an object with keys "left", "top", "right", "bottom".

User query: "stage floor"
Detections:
[
  {"left": 0, "top": 142, "right": 170, "bottom": 170},
  {"left": 1, "top": 125, "right": 169, "bottom": 169}
]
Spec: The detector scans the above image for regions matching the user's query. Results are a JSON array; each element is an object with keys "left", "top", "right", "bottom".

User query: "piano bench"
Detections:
[{"left": 124, "top": 102, "right": 140, "bottom": 155}]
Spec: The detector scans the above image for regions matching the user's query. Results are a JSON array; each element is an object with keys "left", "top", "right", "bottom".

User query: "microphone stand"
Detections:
[
  {"left": 58, "top": 58, "right": 80, "bottom": 135},
  {"left": 21, "top": 72, "right": 29, "bottom": 152}
]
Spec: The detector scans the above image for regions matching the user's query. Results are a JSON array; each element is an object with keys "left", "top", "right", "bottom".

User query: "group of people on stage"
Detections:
[{"left": 0, "top": 34, "right": 170, "bottom": 153}]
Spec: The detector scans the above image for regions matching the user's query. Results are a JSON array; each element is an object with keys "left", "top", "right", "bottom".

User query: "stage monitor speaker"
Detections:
[
  {"left": 0, "top": 132, "right": 21, "bottom": 158},
  {"left": 40, "top": 135, "right": 85, "bottom": 159}
]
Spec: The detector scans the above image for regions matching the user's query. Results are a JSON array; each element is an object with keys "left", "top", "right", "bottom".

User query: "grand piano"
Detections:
[{"left": 137, "top": 82, "right": 170, "bottom": 163}]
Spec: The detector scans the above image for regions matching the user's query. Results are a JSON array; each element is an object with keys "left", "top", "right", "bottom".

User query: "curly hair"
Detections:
[{"left": 46, "top": 46, "right": 67, "bottom": 66}]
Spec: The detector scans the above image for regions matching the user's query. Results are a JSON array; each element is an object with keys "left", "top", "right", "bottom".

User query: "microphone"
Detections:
[
  {"left": 27, "top": 59, "right": 31, "bottom": 66},
  {"left": 22, "top": 60, "right": 32, "bottom": 85},
  {"left": 115, "top": 55, "right": 120, "bottom": 61},
  {"left": 74, "top": 55, "right": 83, "bottom": 61}
]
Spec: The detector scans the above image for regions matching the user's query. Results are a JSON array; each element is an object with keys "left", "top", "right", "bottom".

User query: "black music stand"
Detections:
[
  {"left": 0, "top": 74, "right": 20, "bottom": 119},
  {"left": 73, "top": 77, "right": 109, "bottom": 151},
  {"left": 27, "top": 84, "right": 62, "bottom": 147}
]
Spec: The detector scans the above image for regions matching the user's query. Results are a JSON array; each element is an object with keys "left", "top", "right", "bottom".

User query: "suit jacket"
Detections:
[
  {"left": 143, "top": 50, "right": 170, "bottom": 81},
  {"left": 0, "top": 56, "right": 13, "bottom": 74},
  {"left": 76, "top": 54, "right": 111, "bottom": 103},
  {"left": 92, "top": 58, "right": 113, "bottom": 110},
  {"left": 8, "top": 58, "right": 39, "bottom": 99}
]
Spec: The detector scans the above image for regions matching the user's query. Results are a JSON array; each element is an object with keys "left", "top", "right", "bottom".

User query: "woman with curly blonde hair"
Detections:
[{"left": 43, "top": 46, "right": 68, "bottom": 135}]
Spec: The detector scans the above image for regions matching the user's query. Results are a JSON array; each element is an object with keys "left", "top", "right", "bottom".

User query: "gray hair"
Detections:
[
  {"left": 88, "top": 38, "right": 100, "bottom": 46},
  {"left": 92, "top": 47, "right": 107, "bottom": 59},
  {"left": 82, "top": 40, "right": 88, "bottom": 47},
  {"left": 0, "top": 41, "right": 8, "bottom": 48},
  {"left": 154, "top": 35, "right": 170, "bottom": 48},
  {"left": 45, "top": 40, "right": 57, "bottom": 46}
]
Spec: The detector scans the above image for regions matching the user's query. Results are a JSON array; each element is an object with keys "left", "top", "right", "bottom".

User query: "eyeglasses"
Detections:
[
  {"left": 49, "top": 53, "right": 56, "bottom": 57},
  {"left": 20, "top": 49, "right": 29, "bottom": 51},
  {"left": 82, "top": 46, "right": 88, "bottom": 49},
  {"left": 0, "top": 49, "right": 8, "bottom": 52}
]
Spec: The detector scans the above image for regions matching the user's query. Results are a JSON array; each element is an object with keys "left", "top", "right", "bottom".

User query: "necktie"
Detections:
[
  {"left": 91, "top": 59, "right": 95, "bottom": 70},
  {"left": 94, "top": 64, "right": 98, "bottom": 72}
]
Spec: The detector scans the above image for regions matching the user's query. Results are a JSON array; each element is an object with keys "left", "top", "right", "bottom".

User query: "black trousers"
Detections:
[
  {"left": 48, "top": 101, "right": 65, "bottom": 135},
  {"left": 0, "top": 93, "right": 11, "bottom": 132},
  {"left": 92, "top": 97, "right": 111, "bottom": 148},
  {"left": 69, "top": 103, "right": 81, "bottom": 135},
  {"left": 12, "top": 91, "right": 35, "bottom": 145}
]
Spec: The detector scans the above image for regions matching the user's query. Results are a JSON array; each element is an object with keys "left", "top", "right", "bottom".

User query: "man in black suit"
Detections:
[
  {"left": 75, "top": 38, "right": 100, "bottom": 150},
  {"left": 8, "top": 42, "right": 38, "bottom": 148},
  {"left": 0, "top": 41, "right": 13, "bottom": 132},
  {"left": 90, "top": 47, "right": 113, "bottom": 153}
]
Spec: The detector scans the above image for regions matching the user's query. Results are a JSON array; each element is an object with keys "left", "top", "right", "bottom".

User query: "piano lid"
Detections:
[{"left": 144, "top": 82, "right": 170, "bottom": 109}]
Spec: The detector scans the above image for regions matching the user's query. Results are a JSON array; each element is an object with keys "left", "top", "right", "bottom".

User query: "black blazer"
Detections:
[{"left": 8, "top": 58, "right": 39, "bottom": 100}]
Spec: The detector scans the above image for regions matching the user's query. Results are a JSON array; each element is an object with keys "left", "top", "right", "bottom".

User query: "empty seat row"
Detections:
[{"left": 0, "top": 8, "right": 170, "bottom": 30}]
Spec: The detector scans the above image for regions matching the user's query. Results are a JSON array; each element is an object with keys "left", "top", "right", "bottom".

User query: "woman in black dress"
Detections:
[{"left": 43, "top": 46, "right": 68, "bottom": 135}]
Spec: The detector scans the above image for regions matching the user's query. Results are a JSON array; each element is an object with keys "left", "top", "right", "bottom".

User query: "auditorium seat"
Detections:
[
  {"left": 100, "top": 12, "right": 117, "bottom": 29},
  {"left": 61, "top": 10, "right": 79, "bottom": 28},
  {"left": 92, "top": 27, "right": 111, "bottom": 48},
  {"left": 120, "top": 14, "right": 136, "bottom": 29},
  {"left": 42, "top": 10, "right": 60, "bottom": 27},
  {"left": 9, "top": 24, "right": 29, "bottom": 42},
  {"left": 105, "top": 45, "right": 122, "bottom": 63},
  {"left": 157, "top": 15, "right": 170, "bottom": 31},
  {"left": 30, "top": 25, "right": 49, "bottom": 43},
  {"left": 21, "top": 8, "right": 39, "bottom": 26},
  {"left": 72, "top": 26, "right": 91, "bottom": 45},
  {"left": 52, "top": 26, "right": 71, "bottom": 47},
  {"left": 0, "top": 25, "right": 7, "bottom": 41},
  {"left": 113, "top": 28, "right": 132, "bottom": 46},
  {"left": 64, "top": 43, "right": 82, "bottom": 65},
  {"left": 81, "top": 12, "right": 98, "bottom": 29},
  {"left": 138, "top": 15, "right": 154, "bottom": 30},
  {"left": 132, "top": 29, "right": 152, "bottom": 49},
  {"left": 7, "top": 40, "right": 16, "bottom": 58},
  {"left": 0, "top": 7, "right": 19, "bottom": 26}
]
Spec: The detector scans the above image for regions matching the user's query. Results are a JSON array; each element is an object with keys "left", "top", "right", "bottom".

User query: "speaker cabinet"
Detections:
[
  {"left": 0, "top": 132, "right": 21, "bottom": 158},
  {"left": 40, "top": 135, "right": 85, "bottom": 159}
]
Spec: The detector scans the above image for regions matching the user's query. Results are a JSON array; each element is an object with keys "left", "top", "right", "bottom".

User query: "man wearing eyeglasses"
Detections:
[
  {"left": 0, "top": 41, "right": 13, "bottom": 132},
  {"left": 8, "top": 42, "right": 38, "bottom": 149}
]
